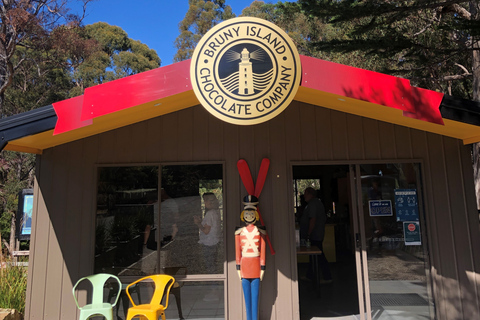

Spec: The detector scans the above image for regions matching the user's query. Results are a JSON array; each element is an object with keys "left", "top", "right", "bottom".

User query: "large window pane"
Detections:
[
  {"left": 95, "top": 166, "right": 158, "bottom": 276},
  {"left": 160, "top": 164, "right": 224, "bottom": 275}
]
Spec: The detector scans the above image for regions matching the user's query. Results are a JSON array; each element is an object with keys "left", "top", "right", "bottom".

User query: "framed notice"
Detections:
[
  {"left": 16, "top": 189, "right": 33, "bottom": 241},
  {"left": 395, "top": 189, "right": 419, "bottom": 222},
  {"left": 368, "top": 200, "right": 393, "bottom": 217},
  {"left": 404, "top": 221, "right": 421, "bottom": 246}
]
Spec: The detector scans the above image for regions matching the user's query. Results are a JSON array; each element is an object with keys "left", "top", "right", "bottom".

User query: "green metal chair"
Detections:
[{"left": 72, "top": 273, "right": 122, "bottom": 320}]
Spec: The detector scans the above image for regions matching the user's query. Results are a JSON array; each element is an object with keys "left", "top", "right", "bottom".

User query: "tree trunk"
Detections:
[
  {"left": 470, "top": 2, "right": 480, "bottom": 210},
  {"left": 9, "top": 213, "right": 15, "bottom": 255}
]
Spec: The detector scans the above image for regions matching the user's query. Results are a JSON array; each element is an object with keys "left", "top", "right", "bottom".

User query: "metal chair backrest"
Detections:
[
  {"left": 72, "top": 273, "right": 122, "bottom": 309},
  {"left": 126, "top": 275, "right": 175, "bottom": 308}
]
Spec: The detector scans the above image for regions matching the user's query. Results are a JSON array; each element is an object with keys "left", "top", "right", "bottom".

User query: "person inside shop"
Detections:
[
  {"left": 300, "top": 187, "right": 333, "bottom": 283},
  {"left": 144, "top": 188, "right": 179, "bottom": 250},
  {"left": 194, "top": 192, "right": 221, "bottom": 274}
]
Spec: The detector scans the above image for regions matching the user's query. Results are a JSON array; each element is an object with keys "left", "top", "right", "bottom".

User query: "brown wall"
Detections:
[{"left": 25, "top": 102, "right": 480, "bottom": 319}]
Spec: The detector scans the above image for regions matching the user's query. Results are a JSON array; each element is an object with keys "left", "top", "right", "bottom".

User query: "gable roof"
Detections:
[{"left": 2, "top": 56, "right": 480, "bottom": 154}]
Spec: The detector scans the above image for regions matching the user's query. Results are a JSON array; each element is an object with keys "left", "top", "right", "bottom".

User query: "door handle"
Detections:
[{"left": 356, "top": 233, "right": 361, "bottom": 249}]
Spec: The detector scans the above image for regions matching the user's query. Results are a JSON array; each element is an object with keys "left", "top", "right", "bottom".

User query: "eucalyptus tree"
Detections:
[
  {"left": 298, "top": 0, "right": 479, "bottom": 99},
  {"left": 174, "top": 0, "right": 235, "bottom": 62}
]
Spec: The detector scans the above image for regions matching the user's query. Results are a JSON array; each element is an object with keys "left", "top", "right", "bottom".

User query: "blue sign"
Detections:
[
  {"left": 395, "top": 189, "right": 419, "bottom": 222},
  {"left": 368, "top": 200, "right": 393, "bottom": 217},
  {"left": 404, "top": 221, "right": 421, "bottom": 246},
  {"left": 20, "top": 194, "right": 33, "bottom": 236}
]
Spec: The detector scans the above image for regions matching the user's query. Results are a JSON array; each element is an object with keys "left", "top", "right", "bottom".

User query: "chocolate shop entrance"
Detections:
[{"left": 292, "top": 163, "right": 433, "bottom": 320}]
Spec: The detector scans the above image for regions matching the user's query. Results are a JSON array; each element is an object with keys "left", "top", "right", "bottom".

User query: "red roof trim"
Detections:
[
  {"left": 53, "top": 55, "right": 444, "bottom": 135},
  {"left": 300, "top": 56, "right": 444, "bottom": 125},
  {"left": 52, "top": 96, "right": 92, "bottom": 135}
]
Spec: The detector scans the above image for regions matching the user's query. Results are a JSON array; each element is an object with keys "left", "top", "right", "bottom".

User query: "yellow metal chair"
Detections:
[
  {"left": 72, "top": 273, "right": 122, "bottom": 320},
  {"left": 125, "top": 274, "right": 175, "bottom": 320}
]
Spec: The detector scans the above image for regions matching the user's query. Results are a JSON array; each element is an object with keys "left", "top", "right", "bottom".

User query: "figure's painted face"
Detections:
[{"left": 243, "top": 210, "right": 256, "bottom": 223}]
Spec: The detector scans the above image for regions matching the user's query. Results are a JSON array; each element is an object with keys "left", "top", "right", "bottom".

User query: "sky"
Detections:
[{"left": 73, "top": 0, "right": 268, "bottom": 66}]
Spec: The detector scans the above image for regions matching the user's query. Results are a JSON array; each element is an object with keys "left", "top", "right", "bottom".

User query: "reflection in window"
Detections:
[
  {"left": 160, "top": 164, "right": 224, "bottom": 275},
  {"left": 360, "top": 163, "right": 426, "bottom": 264},
  {"left": 95, "top": 166, "right": 158, "bottom": 276},
  {"left": 94, "top": 164, "right": 225, "bottom": 277}
]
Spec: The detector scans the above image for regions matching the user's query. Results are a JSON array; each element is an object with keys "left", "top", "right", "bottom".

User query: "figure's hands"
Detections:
[{"left": 260, "top": 270, "right": 265, "bottom": 281}]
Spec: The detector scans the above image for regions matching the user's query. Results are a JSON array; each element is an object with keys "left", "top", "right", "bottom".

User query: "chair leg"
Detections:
[
  {"left": 121, "top": 290, "right": 129, "bottom": 319},
  {"left": 171, "top": 287, "right": 184, "bottom": 319}
]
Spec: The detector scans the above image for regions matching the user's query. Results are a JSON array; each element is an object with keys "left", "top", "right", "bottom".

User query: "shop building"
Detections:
[{"left": 2, "top": 18, "right": 480, "bottom": 320}]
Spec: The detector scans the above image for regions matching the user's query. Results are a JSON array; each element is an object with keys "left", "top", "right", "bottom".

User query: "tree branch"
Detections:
[
  {"left": 455, "top": 62, "right": 470, "bottom": 74},
  {"left": 442, "top": 73, "right": 472, "bottom": 80},
  {"left": 2, "top": 238, "right": 12, "bottom": 255}
]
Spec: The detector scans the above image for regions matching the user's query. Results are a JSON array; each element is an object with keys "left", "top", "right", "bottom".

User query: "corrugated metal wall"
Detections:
[{"left": 25, "top": 102, "right": 480, "bottom": 319}]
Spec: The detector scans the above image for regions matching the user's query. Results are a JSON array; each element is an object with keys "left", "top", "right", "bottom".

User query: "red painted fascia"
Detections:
[
  {"left": 299, "top": 55, "right": 444, "bottom": 125},
  {"left": 53, "top": 55, "right": 444, "bottom": 135},
  {"left": 52, "top": 95, "right": 92, "bottom": 135}
]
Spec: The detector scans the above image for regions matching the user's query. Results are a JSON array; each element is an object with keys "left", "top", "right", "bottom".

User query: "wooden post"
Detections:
[{"left": 9, "top": 214, "right": 15, "bottom": 262}]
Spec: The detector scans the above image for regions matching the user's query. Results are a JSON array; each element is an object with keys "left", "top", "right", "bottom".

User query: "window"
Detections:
[
  {"left": 160, "top": 164, "right": 224, "bottom": 275},
  {"left": 95, "top": 166, "right": 158, "bottom": 276},
  {"left": 94, "top": 164, "right": 225, "bottom": 277}
]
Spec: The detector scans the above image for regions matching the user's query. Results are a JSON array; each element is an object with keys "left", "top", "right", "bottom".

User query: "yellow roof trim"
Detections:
[
  {"left": 6, "top": 91, "right": 199, "bottom": 152},
  {"left": 4, "top": 144, "right": 43, "bottom": 154},
  {"left": 295, "top": 86, "right": 480, "bottom": 145}
]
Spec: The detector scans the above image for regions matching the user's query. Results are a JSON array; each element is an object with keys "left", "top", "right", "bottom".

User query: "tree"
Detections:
[
  {"left": 174, "top": 0, "right": 235, "bottom": 62},
  {"left": 0, "top": 0, "right": 95, "bottom": 116},
  {"left": 241, "top": 1, "right": 389, "bottom": 71},
  {"left": 4, "top": 22, "right": 161, "bottom": 114},
  {"left": 297, "top": 0, "right": 479, "bottom": 99},
  {"left": 71, "top": 22, "right": 161, "bottom": 96}
]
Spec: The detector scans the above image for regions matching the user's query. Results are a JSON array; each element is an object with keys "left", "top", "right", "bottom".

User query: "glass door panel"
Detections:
[
  {"left": 357, "top": 163, "right": 433, "bottom": 320},
  {"left": 293, "top": 165, "right": 360, "bottom": 319}
]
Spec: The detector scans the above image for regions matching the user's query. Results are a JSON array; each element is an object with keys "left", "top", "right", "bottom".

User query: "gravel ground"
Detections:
[{"left": 367, "top": 248, "right": 427, "bottom": 281}]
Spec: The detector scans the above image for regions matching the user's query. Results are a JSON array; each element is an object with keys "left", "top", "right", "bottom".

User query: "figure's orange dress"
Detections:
[{"left": 235, "top": 224, "right": 266, "bottom": 278}]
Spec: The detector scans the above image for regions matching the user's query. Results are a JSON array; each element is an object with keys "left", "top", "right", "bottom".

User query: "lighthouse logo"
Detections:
[{"left": 190, "top": 17, "right": 302, "bottom": 125}]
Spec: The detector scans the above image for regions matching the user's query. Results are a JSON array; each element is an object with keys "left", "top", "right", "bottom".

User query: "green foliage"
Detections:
[
  {"left": 174, "top": 0, "right": 235, "bottom": 62},
  {"left": 297, "top": 0, "right": 478, "bottom": 99},
  {"left": 0, "top": 257, "right": 28, "bottom": 314},
  {"left": 75, "top": 22, "right": 161, "bottom": 91},
  {"left": 240, "top": 1, "right": 387, "bottom": 72}
]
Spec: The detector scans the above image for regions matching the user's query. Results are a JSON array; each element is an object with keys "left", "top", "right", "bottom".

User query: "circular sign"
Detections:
[
  {"left": 190, "top": 17, "right": 302, "bottom": 125},
  {"left": 408, "top": 223, "right": 416, "bottom": 232}
]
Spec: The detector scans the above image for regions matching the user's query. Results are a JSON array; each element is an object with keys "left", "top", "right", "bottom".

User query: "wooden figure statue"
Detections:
[{"left": 235, "top": 195, "right": 266, "bottom": 320}]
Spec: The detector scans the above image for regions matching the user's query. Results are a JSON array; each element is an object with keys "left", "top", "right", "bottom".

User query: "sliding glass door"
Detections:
[{"left": 293, "top": 162, "right": 434, "bottom": 320}]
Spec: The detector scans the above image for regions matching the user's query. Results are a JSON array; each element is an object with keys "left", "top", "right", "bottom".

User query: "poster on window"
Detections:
[
  {"left": 16, "top": 189, "right": 33, "bottom": 240},
  {"left": 368, "top": 200, "right": 393, "bottom": 217},
  {"left": 404, "top": 221, "right": 421, "bottom": 246},
  {"left": 395, "top": 189, "right": 419, "bottom": 222}
]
